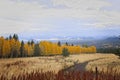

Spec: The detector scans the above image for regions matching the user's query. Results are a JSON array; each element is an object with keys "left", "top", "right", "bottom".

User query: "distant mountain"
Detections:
[
  {"left": 98, "top": 36, "right": 120, "bottom": 48},
  {"left": 21, "top": 36, "right": 120, "bottom": 49},
  {"left": 73, "top": 36, "right": 120, "bottom": 48},
  {"left": 20, "top": 36, "right": 94, "bottom": 42},
  {"left": 47, "top": 36, "right": 120, "bottom": 49},
  {"left": 105, "top": 36, "right": 120, "bottom": 42}
]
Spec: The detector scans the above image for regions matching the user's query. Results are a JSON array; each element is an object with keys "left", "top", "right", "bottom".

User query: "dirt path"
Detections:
[{"left": 64, "top": 58, "right": 106, "bottom": 72}]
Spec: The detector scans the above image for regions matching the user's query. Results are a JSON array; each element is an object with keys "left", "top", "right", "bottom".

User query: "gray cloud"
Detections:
[{"left": 0, "top": 0, "right": 120, "bottom": 37}]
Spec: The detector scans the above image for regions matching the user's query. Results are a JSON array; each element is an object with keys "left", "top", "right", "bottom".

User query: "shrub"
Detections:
[{"left": 62, "top": 48, "right": 70, "bottom": 57}]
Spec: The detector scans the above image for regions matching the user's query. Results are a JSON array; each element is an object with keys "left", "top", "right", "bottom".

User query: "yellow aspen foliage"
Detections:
[
  {"left": 90, "top": 46, "right": 96, "bottom": 53},
  {"left": 24, "top": 44, "right": 29, "bottom": 55},
  {"left": 0, "top": 37, "right": 4, "bottom": 55},
  {"left": 24, "top": 44, "right": 34, "bottom": 56},
  {"left": 9, "top": 39, "right": 16, "bottom": 53},
  {"left": 2, "top": 40, "right": 10, "bottom": 57},
  {"left": 39, "top": 41, "right": 48, "bottom": 55},
  {"left": 28, "top": 40, "right": 97, "bottom": 55},
  {"left": 15, "top": 40, "right": 21, "bottom": 55},
  {"left": 8, "top": 38, "right": 21, "bottom": 57},
  {"left": 75, "top": 46, "right": 81, "bottom": 54}
]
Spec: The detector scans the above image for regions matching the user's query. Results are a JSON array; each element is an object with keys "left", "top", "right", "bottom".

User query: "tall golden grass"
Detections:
[{"left": 0, "top": 68, "right": 120, "bottom": 80}]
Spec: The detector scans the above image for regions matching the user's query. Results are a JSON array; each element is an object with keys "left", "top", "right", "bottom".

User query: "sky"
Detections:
[{"left": 0, "top": 0, "right": 120, "bottom": 40}]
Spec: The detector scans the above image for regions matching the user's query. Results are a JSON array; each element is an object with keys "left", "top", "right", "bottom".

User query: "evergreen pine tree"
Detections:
[
  {"left": 62, "top": 48, "right": 70, "bottom": 57},
  {"left": 13, "top": 34, "right": 19, "bottom": 41},
  {"left": 31, "top": 40, "right": 34, "bottom": 45},
  {"left": 34, "top": 43, "right": 41, "bottom": 56},
  {"left": 9, "top": 35, "right": 12, "bottom": 40},
  {"left": 20, "top": 41, "right": 25, "bottom": 57},
  {"left": 57, "top": 41, "right": 61, "bottom": 46},
  {"left": 65, "top": 42, "right": 68, "bottom": 46}
]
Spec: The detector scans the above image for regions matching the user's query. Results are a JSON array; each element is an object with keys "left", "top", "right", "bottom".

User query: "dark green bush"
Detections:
[{"left": 62, "top": 48, "right": 70, "bottom": 57}]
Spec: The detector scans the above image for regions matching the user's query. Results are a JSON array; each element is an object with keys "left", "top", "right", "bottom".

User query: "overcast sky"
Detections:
[{"left": 0, "top": 0, "right": 120, "bottom": 39}]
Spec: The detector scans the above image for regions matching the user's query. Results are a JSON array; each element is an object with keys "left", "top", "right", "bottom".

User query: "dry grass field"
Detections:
[{"left": 0, "top": 53, "right": 120, "bottom": 79}]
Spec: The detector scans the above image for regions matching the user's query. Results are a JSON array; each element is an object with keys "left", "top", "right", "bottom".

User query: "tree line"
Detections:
[
  {"left": 97, "top": 48, "right": 120, "bottom": 57},
  {"left": 0, "top": 34, "right": 96, "bottom": 58}
]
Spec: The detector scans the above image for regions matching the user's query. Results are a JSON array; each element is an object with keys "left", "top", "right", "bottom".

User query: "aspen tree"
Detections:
[{"left": 2, "top": 40, "right": 10, "bottom": 57}]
